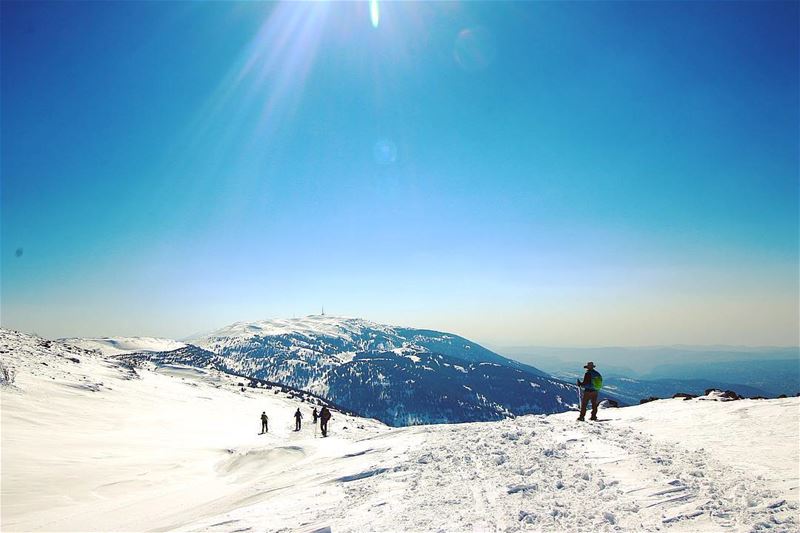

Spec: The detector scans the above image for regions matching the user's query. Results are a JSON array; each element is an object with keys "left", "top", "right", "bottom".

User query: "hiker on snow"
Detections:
[
  {"left": 294, "top": 408, "right": 303, "bottom": 431},
  {"left": 312, "top": 407, "right": 319, "bottom": 425},
  {"left": 260, "top": 411, "right": 269, "bottom": 434},
  {"left": 319, "top": 406, "right": 332, "bottom": 437},
  {"left": 576, "top": 361, "right": 602, "bottom": 422}
]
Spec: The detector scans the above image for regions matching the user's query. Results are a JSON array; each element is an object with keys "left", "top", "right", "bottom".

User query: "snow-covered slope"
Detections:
[
  {"left": 3, "top": 328, "right": 797, "bottom": 532},
  {"left": 190, "top": 315, "right": 547, "bottom": 373},
  {"left": 130, "top": 344, "right": 581, "bottom": 426},
  {"left": 61, "top": 336, "right": 186, "bottom": 355},
  {"left": 1, "top": 329, "right": 384, "bottom": 532},
  {"left": 151, "top": 315, "right": 585, "bottom": 425}
]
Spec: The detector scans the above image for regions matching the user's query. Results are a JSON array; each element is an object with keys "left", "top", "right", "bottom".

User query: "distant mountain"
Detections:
[
  {"left": 61, "top": 336, "right": 186, "bottom": 356},
  {"left": 548, "top": 368, "right": 776, "bottom": 403},
  {"left": 643, "top": 359, "right": 800, "bottom": 397},
  {"left": 498, "top": 345, "right": 800, "bottom": 376},
  {"left": 189, "top": 316, "right": 548, "bottom": 376},
  {"left": 127, "top": 316, "right": 589, "bottom": 426},
  {"left": 599, "top": 377, "right": 771, "bottom": 404}
]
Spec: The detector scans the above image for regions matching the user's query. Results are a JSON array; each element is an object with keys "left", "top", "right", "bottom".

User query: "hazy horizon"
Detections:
[
  {"left": 2, "top": 2, "right": 798, "bottom": 346},
  {"left": 10, "top": 313, "right": 800, "bottom": 353}
]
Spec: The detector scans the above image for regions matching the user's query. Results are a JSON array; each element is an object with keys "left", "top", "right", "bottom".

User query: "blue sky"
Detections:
[{"left": 2, "top": 1, "right": 798, "bottom": 345}]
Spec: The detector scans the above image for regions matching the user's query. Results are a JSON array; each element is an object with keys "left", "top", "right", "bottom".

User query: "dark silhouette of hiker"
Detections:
[
  {"left": 312, "top": 407, "right": 319, "bottom": 425},
  {"left": 319, "top": 406, "right": 332, "bottom": 437},
  {"left": 294, "top": 408, "right": 303, "bottom": 431},
  {"left": 577, "top": 361, "right": 602, "bottom": 421},
  {"left": 260, "top": 412, "right": 269, "bottom": 434}
]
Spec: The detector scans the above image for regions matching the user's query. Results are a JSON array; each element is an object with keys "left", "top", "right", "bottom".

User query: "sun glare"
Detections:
[{"left": 370, "top": 0, "right": 380, "bottom": 28}]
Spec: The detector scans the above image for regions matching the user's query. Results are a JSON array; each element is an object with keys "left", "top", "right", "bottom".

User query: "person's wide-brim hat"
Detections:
[{"left": 584, "top": 361, "right": 595, "bottom": 369}]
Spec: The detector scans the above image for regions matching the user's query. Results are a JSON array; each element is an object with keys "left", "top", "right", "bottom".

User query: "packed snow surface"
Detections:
[
  {"left": 61, "top": 336, "right": 186, "bottom": 356},
  {"left": 2, "top": 329, "right": 798, "bottom": 532}
]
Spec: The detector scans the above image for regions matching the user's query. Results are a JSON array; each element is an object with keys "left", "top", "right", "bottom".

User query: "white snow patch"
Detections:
[{"left": 62, "top": 336, "right": 186, "bottom": 356}]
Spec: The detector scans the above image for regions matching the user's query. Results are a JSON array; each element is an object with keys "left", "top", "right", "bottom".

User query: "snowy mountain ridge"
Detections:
[
  {"left": 190, "top": 315, "right": 401, "bottom": 344},
  {"left": 128, "top": 315, "right": 583, "bottom": 425},
  {"left": 188, "top": 314, "right": 544, "bottom": 371}
]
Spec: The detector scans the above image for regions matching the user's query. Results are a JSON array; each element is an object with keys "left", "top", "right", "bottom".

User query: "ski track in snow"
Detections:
[
  {"left": 1, "top": 328, "right": 798, "bottom": 533},
  {"left": 285, "top": 418, "right": 797, "bottom": 533}
]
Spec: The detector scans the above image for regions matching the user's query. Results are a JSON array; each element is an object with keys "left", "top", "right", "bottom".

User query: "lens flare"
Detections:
[
  {"left": 373, "top": 139, "right": 397, "bottom": 165},
  {"left": 370, "top": 0, "right": 379, "bottom": 28},
  {"left": 454, "top": 27, "right": 496, "bottom": 72}
]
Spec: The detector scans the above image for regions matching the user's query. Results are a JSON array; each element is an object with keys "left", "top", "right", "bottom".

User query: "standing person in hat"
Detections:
[{"left": 576, "top": 361, "right": 602, "bottom": 421}]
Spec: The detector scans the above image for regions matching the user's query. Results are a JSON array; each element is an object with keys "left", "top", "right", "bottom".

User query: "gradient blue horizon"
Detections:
[{"left": 2, "top": 1, "right": 798, "bottom": 345}]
